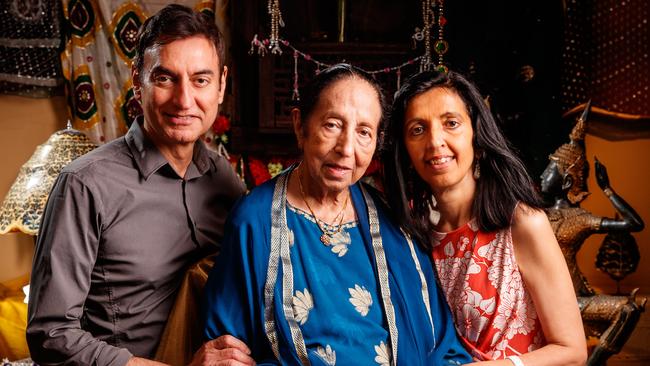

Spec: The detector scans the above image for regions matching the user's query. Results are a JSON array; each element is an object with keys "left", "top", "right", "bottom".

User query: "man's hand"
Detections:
[
  {"left": 126, "top": 357, "right": 169, "bottom": 366},
  {"left": 188, "top": 335, "right": 255, "bottom": 366}
]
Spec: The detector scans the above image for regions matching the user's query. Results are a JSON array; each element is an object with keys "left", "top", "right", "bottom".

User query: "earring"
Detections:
[
  {"left": 428, "top": 203, "right": 440, "bottom": 225},
  {"left": 473, "top": 161, "right": 481, "bottom": 179},
  {"left": 428, "top": 195, "right": 439, "bottom": 225}
]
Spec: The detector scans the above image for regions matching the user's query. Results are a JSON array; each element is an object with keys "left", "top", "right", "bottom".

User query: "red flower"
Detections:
[
  {"left": 212, "top": 115, "right": 231, "bottom": 135},
  {"left": 248, "top": 157, "right": 272, "bottom": 186}
]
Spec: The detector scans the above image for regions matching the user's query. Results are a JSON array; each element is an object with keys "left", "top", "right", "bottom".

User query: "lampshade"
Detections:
[{"left": 0, "top": 126, "right": 96, "bottom": 235}]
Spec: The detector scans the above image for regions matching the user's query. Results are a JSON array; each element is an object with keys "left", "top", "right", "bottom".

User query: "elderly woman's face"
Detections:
[{"left": 295, "top": 77, "right": 381, "bottom": 194}]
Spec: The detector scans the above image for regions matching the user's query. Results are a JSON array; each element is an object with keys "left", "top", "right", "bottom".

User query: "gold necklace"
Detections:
[{"left": 298, "top": 169, "right": 349, "bottom": 245}]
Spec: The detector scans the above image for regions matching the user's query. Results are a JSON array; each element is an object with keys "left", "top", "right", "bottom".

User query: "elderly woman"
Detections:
[{"left": 201, "top": 64, "right": 471, "bottom": 365}]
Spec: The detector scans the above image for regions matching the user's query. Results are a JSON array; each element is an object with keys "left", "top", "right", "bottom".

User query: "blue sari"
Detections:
[{"left": 203, "top": 170, "right": 471, "bottom": 365}]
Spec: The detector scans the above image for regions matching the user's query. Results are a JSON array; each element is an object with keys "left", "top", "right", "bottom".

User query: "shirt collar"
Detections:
[
  {"left": 191, "top": 132, "right": 213, "bottom": 176},
  {"left": 125, "top": 116, "right": 215, "bottom": 180}
]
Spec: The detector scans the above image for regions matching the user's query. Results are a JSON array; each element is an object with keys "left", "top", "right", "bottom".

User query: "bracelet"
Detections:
[{"left": 507, "top": 355, "right": 525, "bottom": 366}]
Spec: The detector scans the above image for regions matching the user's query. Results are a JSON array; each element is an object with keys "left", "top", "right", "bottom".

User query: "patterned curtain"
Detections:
[
  {"left": 60, "top": 0, "right": 229, "bottom": 144},
  {"left": 0, "top": 0, "right": 64, "bottom": 98}
]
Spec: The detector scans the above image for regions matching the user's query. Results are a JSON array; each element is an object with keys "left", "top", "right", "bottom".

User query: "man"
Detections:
[{"left": 27, "top": 5, "right": 246, "bottom": 365}]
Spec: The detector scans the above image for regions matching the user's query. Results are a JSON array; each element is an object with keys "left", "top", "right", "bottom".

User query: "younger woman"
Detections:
[{"left": 383, "top": 70, "right": 587, "bottom": 366}]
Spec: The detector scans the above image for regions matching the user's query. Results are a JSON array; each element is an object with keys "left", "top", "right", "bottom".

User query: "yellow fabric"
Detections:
[
  {"left": 0, "top": 274, "right": 29, "bottom": 360},
  {"left": 155, "top": 255, "right": 216, "bottom": 366}
]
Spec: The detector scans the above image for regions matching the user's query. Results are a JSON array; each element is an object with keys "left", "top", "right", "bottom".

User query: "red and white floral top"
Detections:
[{"left": 431, "top": 219, "right": 544, "bottom": 360}]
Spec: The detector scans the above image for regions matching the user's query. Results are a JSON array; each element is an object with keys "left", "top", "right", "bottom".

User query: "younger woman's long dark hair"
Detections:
[{"left": 382, "top": 70, "right": 544, "bottom": 250}]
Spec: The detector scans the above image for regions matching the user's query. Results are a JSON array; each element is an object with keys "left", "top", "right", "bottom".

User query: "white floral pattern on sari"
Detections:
[
  {"left": 293, "top": 288, "right": 314, "bottom": 325},
  {"left": 374, "top": 341, "right": 390, "bottom": 366},
  {"left": 349, "top": 284, "right": 373, "bottom": 316},
  {"left": 315, "top": 344, "right": 336, "bottom": 365}
]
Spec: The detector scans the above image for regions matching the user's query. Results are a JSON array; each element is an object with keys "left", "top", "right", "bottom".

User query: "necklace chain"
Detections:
[{"left": 297, "top": 168, "right": 349, "bottom": 245}]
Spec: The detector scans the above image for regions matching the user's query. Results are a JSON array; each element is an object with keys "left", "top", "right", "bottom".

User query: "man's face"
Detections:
[{"left": 133, "top": 35, "right": 227, "bottom": 149}]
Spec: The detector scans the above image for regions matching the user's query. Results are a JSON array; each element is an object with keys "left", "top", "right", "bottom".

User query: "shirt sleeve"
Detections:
[
  {"left": 26, "top": 172, "right": 133, "bottom": 366},
  {"left": 202, "top": 208, "right": 280, "bottom": 365}
]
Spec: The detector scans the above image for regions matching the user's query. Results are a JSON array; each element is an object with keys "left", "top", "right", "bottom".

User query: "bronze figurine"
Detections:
[{"left": 541, "top": 101, "right": 645, "bottom": 365}]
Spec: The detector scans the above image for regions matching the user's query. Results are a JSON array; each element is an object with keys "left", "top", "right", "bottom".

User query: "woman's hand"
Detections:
[{"left": 188, "top": 335, "right": 255, "bottom": 366}]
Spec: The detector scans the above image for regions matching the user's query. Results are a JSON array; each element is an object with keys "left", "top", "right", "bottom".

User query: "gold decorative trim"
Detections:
[
  {"left": 403, "top": 229, "right": 436, "bottom": 347},
  {"left": 361, "top": 186, "right": 399, "bottom": 364},
  {"left": 264, "top": 173, "right": 286, "bottom": 361}
]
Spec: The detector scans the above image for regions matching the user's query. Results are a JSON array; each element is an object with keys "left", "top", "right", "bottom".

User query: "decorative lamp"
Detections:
[{"left": 0, "top": 123, "right": 96, "bottom": 235}]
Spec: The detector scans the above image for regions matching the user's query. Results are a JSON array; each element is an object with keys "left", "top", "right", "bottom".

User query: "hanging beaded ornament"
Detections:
[
  {"left": 434, "top": 0, "right": 449, "bottom": 72},
  {"left": 413, "top": 0, "right": 448, "bottom": 72},
  {"left": 249, "top": 0, "right": 451, "bottom": 96},
  {"left": 267, "top": 0, "right": 284, "bottom": 54},
  {"left": 292, "top": 50, "right": 300, "bottom": 101}
]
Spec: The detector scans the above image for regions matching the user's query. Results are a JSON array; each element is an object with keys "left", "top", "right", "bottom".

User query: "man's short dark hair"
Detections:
[{"left": 133, "top": 4, "right": 225, "bottom": 80}]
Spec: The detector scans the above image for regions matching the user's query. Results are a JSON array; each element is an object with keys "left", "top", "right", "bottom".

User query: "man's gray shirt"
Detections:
[{"left": 27, "top": 120, "right": 245, "bottom": 365}]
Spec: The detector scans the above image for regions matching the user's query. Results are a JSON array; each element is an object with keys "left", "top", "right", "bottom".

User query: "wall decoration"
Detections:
[
  {"left": 248, "top": 0, "right": 449, "bottom": 97},
  {"left": 0, "top": 0, "right": 64, "bottom": 97},
  {"left": 561, "top": 0, "right": 649, "bottom": 115}
]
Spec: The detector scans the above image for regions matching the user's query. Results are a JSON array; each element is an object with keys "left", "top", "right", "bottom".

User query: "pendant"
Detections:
[{"left": 320, "top": 234, "right": 331, "bottom": 246}]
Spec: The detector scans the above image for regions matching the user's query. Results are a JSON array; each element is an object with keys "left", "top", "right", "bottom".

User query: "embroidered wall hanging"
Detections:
[{"left": 0, "top": 0, "right": 65, "bottom": 97}]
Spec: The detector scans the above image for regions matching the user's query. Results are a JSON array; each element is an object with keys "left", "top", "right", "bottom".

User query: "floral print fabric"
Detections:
[
  {"left": 287, "top": 204, "right": 389, "bottom": 365},
  {"left": 432, "top": 220, "right": 544, "bottom": 360}
]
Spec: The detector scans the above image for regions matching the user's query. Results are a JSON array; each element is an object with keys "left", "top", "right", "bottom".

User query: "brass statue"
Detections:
[{"left": 540, "top": 102, "right": 646, "bottom": 365}]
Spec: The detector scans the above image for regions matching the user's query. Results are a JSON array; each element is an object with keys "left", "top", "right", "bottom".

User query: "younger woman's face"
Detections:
[{"left": 403, "top": 87, "right": 476, "bottom": 195}]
